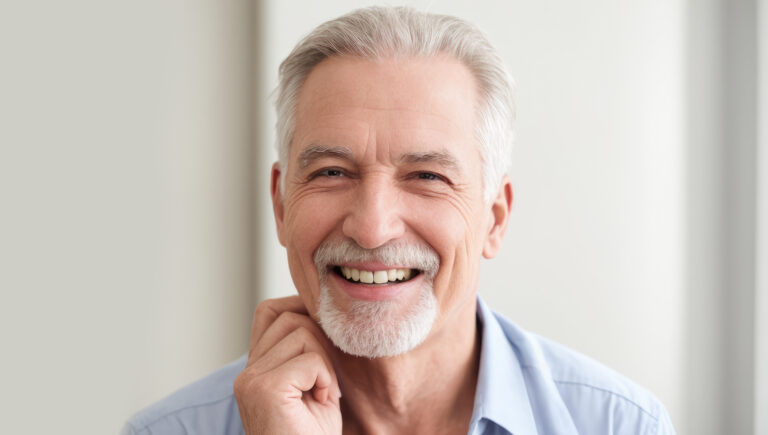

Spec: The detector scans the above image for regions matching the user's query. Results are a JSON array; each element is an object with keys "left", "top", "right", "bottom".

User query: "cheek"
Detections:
[
  {"left": 407, "top": 201, "right": 466, "bottom": 249},
  {"left": 405, "top": 197, "right": 486, "bottom": 306},
  {"left": 285, "top": 197, "right": 338, "bottom": 244},
  {"left": 283, "top": 196, "right": 344, "bottom": 310}
]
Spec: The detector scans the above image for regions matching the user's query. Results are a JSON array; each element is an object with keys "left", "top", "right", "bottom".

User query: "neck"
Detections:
[{"left": 335, "top": 297, "right": 480, "bottom": 435}]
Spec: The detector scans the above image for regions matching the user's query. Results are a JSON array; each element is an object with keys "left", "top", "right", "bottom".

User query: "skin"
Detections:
[{"left": 234, "top": 54, "right": 514, "bottom": 435}]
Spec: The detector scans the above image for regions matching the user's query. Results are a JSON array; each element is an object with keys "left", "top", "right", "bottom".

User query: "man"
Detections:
[{"left": 123, "top": 7, "right": 675, "bottom": 435}]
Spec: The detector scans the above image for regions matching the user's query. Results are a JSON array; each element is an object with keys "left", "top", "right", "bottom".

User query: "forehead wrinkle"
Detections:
[{"left": 297, "top": 144, "right": 355, "bottom": 170}]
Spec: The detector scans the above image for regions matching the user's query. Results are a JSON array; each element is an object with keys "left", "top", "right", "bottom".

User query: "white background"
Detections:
[{"left": 1, "top": 1, "right": 764, "bottom": 434}]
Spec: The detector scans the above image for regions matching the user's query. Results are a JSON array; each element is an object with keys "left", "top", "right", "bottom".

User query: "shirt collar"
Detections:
[{"left": 470, "top": 296, "right": 538, "bottom": 435}]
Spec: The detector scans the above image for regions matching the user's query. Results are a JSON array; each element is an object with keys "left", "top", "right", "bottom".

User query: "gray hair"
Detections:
[{"left": 275, "top": 6, "right": 515, "bottom": 203}]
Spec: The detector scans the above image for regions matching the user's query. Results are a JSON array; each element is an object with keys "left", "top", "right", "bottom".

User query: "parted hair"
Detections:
[{"left": 275, "top": 6, "right": 516, "bottom": 202}]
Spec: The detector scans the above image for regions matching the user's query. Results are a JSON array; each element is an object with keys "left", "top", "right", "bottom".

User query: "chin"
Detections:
[{"left": 316, "top": 280, "right": 438, "bottom": 359}]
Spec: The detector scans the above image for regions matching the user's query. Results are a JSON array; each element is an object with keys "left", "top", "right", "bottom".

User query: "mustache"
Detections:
[{"left": 313, "top": 239, "right": 440, "bottom": 280}]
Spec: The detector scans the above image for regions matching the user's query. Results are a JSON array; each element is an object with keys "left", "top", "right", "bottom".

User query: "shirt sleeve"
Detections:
[
  {"left": 120, "top": 422, "right": 141, "bottom": 435},
  {"left": 654, "top": 405, "right": 677, "bottom": 435}
]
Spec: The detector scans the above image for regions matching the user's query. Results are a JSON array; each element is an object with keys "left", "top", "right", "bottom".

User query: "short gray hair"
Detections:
[{"left": 275, "top": 6, "right": 515, "bottom": 203}]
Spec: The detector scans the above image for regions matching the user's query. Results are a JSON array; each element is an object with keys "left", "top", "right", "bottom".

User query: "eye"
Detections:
[
  {"left": 313, "top": 168, "right": 345, "bottom": 178},
  {"left": 415, "top": 172, "right": 446, "bottom": 182}
]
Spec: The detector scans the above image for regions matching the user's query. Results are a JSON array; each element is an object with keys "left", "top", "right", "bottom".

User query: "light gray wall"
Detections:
[
  {"left": 721, "top": 1, "right": 758, "bottom": 433},
  {"left": 755, "top": 1, "right": 768, "bottom": 434},
  {"left": 1, "top": 1, "right": 254, "bottom": 433},
  {"left": 683, "top": 0, "right": 726, "bottom": 432}
]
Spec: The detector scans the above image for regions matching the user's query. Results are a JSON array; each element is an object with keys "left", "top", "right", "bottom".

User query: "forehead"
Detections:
[{"left": 291, "top": 55, "right": 480, "bottom": 162}]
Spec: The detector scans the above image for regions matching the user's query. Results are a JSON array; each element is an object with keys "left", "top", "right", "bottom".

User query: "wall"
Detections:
[
  {"left": 721, "top": 1, "right": 758, "bottom": 433},
  {"left": 0, "top": 1, "right": 254, "bottom": 433},
  {"left": 754, "top": 1, "right": 768, "bottom": 433}
]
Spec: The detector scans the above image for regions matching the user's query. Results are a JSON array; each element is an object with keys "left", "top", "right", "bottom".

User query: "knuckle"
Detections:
[
  {"left": 276, "top": 310, "right": 299, "bottom": 322},
  {"left": 274, "top": 311, "right": 303, "bottom": 330},
  {"left": 305, "top": 351, "right": 324, "bottom": 366},
  {"left": 294, "top": 326, "right": 314, "bottom": 342},
  {"left": 253, "top": 300, "right": 276, "bottom": 319},
  {"left": 280, "top": 311, "right": 316, "bottom": 330},
  {"left": 233, "top": 369, "right": 269, "bottom": 398},
  {"left": 233, "top": 372, "right": 251, "bottom": 398}
]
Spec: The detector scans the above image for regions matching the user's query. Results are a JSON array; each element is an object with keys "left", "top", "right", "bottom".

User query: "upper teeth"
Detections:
[{"left": 340, "top": 266, "right": 413, "bottom": 283}]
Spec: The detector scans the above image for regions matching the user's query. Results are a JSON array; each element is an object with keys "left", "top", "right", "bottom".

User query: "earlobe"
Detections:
[
  {"left": 270, "top": 162, "right": 287, "bottom": 246},
  {"left": 482, "top": 176, "right": 513, "bottom": 259}
]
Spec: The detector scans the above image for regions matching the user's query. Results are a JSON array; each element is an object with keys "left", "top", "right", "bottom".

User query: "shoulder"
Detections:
[
  {"left": 122, "top": 354, "right": 247, "bottom": 435},
  {"left": 492, "top": 312, "right": 675, "bottom": 434}
]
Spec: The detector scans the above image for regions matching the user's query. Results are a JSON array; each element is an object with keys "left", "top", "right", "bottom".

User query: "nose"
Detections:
[{"left": 342, "top": 176, "right": 405, "bottom": 249}]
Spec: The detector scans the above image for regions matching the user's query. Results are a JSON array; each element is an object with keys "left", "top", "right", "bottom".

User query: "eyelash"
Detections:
[
  {"left": 314, "top": 168, "right": 345, "bottom": 178},
  {"left": 415, "top": 172, "right": 442, "bottom": 182},
  {"left": 310, "top": 168, "right": 449, "bottom": 184}
]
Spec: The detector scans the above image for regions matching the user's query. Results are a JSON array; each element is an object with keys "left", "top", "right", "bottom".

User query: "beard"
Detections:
[{"left": 313, "top": 239, "right": 440, "bottom": 359}]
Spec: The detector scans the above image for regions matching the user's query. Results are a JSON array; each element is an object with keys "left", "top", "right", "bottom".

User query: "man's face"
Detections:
[{"left": 272, "top": 55, "right": 503, "bottom": 356}]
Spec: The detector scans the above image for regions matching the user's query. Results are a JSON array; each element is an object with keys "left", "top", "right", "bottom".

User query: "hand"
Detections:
[{"left": 234, "top": 296, "right": 342, "bottom": 435}]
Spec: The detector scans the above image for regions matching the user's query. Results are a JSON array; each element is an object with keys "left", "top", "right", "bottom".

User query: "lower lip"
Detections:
[{"left": 330, "top": 270, "right": 424, "bottom": 302}]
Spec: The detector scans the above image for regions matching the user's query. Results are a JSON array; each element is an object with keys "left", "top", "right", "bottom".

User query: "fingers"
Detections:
[
  {"left": 243, "top": 296, "right": 341, "bottom": 399},
  {"left": 250, "top": 296, "right": 308, "bottom": 346},
  {"left": 252, "top": 311, "right": 333, "bottom": 361},
  {"left": 236, "top": 351, "right": 337, "bottom": 407},
  {"left": 247, "top": 310, "right": 341, "bottom": 399},
  {"left": 235, "top": 296, "right": 343, "bottom": 434},
  {"left": 254, "top": 325, "right": 341, "bottom": 396},
  {"left": 254, "top": 324, "right": 330, "bottom": 372},
  {"left": 271, "top": 352, "right": 335, "bottom": 403}
]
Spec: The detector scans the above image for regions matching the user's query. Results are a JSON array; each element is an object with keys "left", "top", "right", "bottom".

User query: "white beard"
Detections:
[
  {"left": 316, "top": 280, "right": 437, "bottom": 358},
  {"left": 313, "top": 239, "right": 440, "bottom": 359}
]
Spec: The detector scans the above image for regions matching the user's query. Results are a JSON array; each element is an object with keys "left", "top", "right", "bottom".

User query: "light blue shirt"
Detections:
[{"left": 123, "top": 297, "right": 675, "bottom": 434}]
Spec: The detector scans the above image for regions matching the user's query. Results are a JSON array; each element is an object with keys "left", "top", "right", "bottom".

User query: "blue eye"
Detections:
[{"left": 418, "top": 172, "right": 439, "bottom": 181}]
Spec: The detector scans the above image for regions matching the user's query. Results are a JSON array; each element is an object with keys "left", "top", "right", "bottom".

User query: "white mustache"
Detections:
[{"left": 313, "top": 239, "right": 440, "bottom": 281}]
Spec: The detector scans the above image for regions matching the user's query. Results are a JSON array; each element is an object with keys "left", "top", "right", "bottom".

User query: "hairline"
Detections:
[{"left": 274, "top": 7, "right": 514, "bottom": 203}]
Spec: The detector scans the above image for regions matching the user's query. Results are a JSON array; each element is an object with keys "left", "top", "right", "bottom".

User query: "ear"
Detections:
[
  {"left": 482, "top": 175, "right": 513, "bottom": 259},
  {"left": 270, "top": 162, "right": 287, "bottom": 247}
]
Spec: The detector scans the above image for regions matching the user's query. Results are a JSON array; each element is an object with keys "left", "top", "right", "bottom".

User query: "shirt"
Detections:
[{"left": 122, "top": 297, "right": 676, "bottom": 434}]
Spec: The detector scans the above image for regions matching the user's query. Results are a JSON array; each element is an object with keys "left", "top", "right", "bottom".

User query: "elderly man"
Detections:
[{"left": 124, "top": 7, "right": 675, "bottom": 435}]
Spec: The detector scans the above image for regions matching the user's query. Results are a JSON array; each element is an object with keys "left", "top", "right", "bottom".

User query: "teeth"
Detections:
[
  {"left": 359, "top": 270, "right": 373, "bottom": 284},
  {"left": 338, "top": 266, "right": 415, "bottom": 283},
  {"left": 373, "top": 270, "right": 388, "bottom": 284}
]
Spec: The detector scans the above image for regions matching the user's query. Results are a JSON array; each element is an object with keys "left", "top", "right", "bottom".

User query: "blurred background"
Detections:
[{"left": 1, "top": 0, "right": 766, "bottom": 433}]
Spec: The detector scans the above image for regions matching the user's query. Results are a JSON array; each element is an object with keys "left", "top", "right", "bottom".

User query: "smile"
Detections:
[{"left": 334, "top": 266, "right": 420, "bottom": 284}]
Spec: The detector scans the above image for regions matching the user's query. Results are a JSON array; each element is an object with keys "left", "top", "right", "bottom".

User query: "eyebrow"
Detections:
[
  {"left": 396, "top": 150, "right": 462, "bottom": 174},
  {"left": 297, "top": 145, "right": 354, "bottom": 170},
  {"left": 297, "top": 145, "right": 462, "bottom": 175}
]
